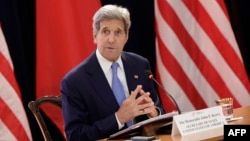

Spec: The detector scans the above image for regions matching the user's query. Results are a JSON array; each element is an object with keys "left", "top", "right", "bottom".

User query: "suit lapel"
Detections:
[
  {"left": 86, "top": 53, "right": 119, "bottom": 113},
  {"left": 122, "top": 53, "right": 140, "bottom": 93}
]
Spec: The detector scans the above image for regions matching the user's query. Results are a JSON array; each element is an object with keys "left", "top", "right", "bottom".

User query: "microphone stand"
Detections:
[{"left": 145, "top": 70, "right": 181, "bottom": 114}]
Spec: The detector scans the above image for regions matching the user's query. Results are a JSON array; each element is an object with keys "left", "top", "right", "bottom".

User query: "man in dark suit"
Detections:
[{"left": 61, "top": 4, "right": 165, "bottom": 141}]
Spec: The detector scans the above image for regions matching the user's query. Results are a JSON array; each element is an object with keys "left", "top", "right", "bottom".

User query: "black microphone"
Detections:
[{"left": 145, "top": 70, "right": 181, "bottom": 114}]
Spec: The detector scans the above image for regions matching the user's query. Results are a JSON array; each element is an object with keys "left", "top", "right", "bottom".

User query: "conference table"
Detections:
[{"left": 100, "top": 105, "right": 250, "bottom": 141}]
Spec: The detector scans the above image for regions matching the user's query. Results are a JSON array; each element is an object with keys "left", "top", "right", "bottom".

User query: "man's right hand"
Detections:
[{"left": 116, "top": 85, "right": 155, "bottom": 125}]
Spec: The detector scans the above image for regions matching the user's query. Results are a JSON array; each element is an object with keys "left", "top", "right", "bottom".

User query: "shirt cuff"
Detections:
[
  {"left": 155, "top": 106, "right": 162, "bottom": 116},
  {"left": 115, "top": 113, "right": 124, "bottom": 129}
]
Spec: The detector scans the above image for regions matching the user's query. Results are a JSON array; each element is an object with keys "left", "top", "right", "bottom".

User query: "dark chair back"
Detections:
[{"left": 28, "top": 95, "right": 65, "bottom": 141}]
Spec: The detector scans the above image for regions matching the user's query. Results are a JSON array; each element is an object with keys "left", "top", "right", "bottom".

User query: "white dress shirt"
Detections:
[{"left": 96, "top": 49, "right": 129, "bottom": 129}]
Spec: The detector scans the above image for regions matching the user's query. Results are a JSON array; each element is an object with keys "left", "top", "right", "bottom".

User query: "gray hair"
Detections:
[{"left": 93, "top": 4, "right": 131, "bottom": 35}]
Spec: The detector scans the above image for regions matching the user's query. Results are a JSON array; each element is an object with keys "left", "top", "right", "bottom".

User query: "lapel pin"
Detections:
[{"left": 134, "top": 75, "right": 139, "bottom": 79}]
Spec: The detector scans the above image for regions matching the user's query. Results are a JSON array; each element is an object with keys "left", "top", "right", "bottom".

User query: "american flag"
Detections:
[
  {"left": 154, "top": 0, "right": 250, "bottom": 113},
  {"left": 0, "top": 26, "right": 32, "bottom": 140}
]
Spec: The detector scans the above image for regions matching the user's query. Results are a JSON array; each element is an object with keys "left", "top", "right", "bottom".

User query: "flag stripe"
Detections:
[
  {"left": 154, "top": 4, "right": 219, "bottom": 109},
  {"left": 184, "top": 0, "right": 250, "bottom": 93},
  {"left": 0, "top": 120, "right": 16, "bottom": 140},
  {"left": 155, "top": 0, "right": 250, "bottom": 112},
  {"left": 0, "top": 73, "right": 31, "bottom": 140},
  {"left": 155, "top": 26, "right": 207, "bottom": 109},
  {"left": 155, "top": 0, "right": 225, "bottom": 109},
  {"left": 0, "top": 98, "right": 29, "bottom": 141},
  {"left": 157, "top": 0, "right": 240, "bottom": 108},
  {"left": 183, "top": 0, "right": 250, "bottom": 105},
  {"left": 0, "top": 53, "right": 21, "bottom": 97},
  {"left": 0, "top": 26, "right": 31, "bottom": 140},
  {"left": 200, "top": 0, "right": 241, "bottom": 56},
  {"left": 155, "top": 41, "right": 196, "bottom": 111},
  {"left": 165, "top": 0, "right": 243, "bottom": 106}
]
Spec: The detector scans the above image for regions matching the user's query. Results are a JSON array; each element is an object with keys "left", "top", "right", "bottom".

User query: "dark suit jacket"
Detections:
[{"left": 61, "top": 51, "right": 165, "bottom": 141}]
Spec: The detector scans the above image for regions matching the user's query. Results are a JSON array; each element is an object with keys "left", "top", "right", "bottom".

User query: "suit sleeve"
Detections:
[{"left": 61, "top": 77, "right": 119, "bottom": 141}]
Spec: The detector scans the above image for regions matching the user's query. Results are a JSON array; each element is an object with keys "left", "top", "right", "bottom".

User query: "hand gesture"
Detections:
[{"left": 116, "top": 85, "right": 159, "bottom": 125}]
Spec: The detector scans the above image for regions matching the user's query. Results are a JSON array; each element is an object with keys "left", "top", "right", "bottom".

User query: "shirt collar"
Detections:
[{"left": 96, "top": 49, "right": 124, "bottom": 74}]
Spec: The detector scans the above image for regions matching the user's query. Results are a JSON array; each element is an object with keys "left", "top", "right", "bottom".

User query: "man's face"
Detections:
[{"left": 94, "top": 19, "right": 128, "bottom": 62}]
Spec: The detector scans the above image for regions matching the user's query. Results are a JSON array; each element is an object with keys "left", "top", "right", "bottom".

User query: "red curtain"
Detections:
[{"left": 36, "top": 0, "right": 101, "bottom": 135}]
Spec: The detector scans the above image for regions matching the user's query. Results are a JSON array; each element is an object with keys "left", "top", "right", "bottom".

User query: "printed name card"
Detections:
[{"left": 171, "top": 106, "right": 227, "bottom": 139}]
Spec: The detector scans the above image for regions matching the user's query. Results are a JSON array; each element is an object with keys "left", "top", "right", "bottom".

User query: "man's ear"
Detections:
[
  {"left": 93, "top": 32, "right": 97, "bottom": 44},
  {"left": 125, "top": 32, "right": 129, "bottom": 42}
]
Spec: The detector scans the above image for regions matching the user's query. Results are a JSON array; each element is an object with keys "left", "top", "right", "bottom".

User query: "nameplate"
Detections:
[{"left": 171, "top": 106, "right": 227, "bottom": 139}]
